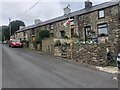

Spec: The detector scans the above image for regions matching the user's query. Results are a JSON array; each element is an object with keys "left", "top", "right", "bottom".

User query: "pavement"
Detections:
[
  {"left": 95, "top": 66, "right": 119, "bottom": 74},
  {"left": 66, "top": 59, "right": 119, "bottom": 74}
]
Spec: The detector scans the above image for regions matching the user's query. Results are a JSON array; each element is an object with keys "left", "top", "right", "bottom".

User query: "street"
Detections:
[{"left": 2, "top": 44, "right": 118, "bottom": 88}]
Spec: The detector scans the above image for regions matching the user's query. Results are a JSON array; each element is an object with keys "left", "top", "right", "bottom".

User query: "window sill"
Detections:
[{"left": 98, "top": 17, "right": 105, "bottom": 19}]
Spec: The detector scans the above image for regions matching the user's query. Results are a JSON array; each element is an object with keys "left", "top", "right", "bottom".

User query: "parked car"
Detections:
[
  {"left": 2, "top": 41, "right": 7, "bottom": 44},
  {"left": 8, "top": 39, "right": 23, "bottom": 48},
  {"left": 116, "top": 53, "right": 120, "bottom": 69}
]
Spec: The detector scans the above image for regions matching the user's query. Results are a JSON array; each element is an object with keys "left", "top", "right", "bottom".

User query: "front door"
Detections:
[{"left": 84, "top": 26, "right": 91, "bottom": 42}]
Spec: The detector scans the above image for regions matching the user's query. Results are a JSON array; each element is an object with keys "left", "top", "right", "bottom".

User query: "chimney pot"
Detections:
[
  {"left": 34, "top": 19, "right": 42, "bottom": 24},
  {"left": 64, "top": 6, "right": 71, "bottom": 15},
  {"left": 85, "top": 0, "right": 92, "bottom": 9}
]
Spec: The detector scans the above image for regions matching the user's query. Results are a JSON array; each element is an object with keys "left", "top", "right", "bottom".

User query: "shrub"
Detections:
[
  {"left": 33, "top": 41, "right": 37, "bottom": 49},
  {"left": 21, "top": 40, "right": 26, "bottom": 43},
  {"left": 39, "top": 30, "right": 50, "bottom": 40},
  {"left": 63, "top": 35, "right": 69, "bottom": 39}
]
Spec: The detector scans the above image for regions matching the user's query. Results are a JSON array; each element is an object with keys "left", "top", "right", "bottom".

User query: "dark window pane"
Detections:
[{"left": 98, "top": 24, "right": 107, "bottom": 28}]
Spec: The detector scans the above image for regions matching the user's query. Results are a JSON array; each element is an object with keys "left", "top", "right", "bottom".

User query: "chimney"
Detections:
[
  {"left": 64, "top": 5, "right": 71, "bottom": 15},
  {"left": 85, "top": 0, "right": 92, "bottom": 9},
  {"left": 34, "top": 19, "right": 42, "bottom": 24},
  {"left": 118, "top": 0, "right": 120, "bottom": 7}
]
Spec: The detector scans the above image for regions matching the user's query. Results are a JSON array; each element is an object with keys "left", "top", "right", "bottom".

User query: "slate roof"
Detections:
[{"left": 16, "top": 1, "right": 119, "bottom": 33}]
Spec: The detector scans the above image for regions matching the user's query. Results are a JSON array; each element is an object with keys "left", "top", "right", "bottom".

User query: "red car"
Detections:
[{"left": 9, "top": 39, "right": 23, "bottom": 48}]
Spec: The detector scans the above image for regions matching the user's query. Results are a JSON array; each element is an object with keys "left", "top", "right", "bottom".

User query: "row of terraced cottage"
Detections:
[{"left": 15, "top": 0, "right": 120, "bottom": 66}]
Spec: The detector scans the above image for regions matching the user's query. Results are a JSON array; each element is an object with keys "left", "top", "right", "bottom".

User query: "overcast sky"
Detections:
[{"left": 0, "top": 0, "right": 113, "bottom": 26}]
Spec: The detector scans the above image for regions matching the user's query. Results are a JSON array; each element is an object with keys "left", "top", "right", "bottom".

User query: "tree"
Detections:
[
  {"left": 35, "top": 30, "right": 50, "bottom": 50},
  {"left": 9, "top": 20, "right": 25, "bottom": 35},
  {"left": 39, "top": 30, "right": 50, "bottom": 40},
  {"left": 36, "top": 30, "right": 50, "bottom": 43},
  {"left": 0, "top": 27, "right": 2, "bottom": 41},
  {"left": 0, "top": 26, "right": 10, "bottom": 41}
]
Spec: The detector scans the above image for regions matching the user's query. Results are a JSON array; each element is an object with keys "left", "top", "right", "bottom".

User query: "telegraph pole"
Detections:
[
  {"left": 9, "top": 18, "right": 11, "bottom": 38},
  {"left": 69, "top": 17, "right": 73, "bottom": 60}
]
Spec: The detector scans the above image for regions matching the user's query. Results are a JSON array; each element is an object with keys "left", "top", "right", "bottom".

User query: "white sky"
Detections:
[{"left": 0, "top": 0, "right": 113, "bottom": 26}]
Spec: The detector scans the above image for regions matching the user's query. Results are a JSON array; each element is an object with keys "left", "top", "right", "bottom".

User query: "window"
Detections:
[
  {"left": 98, "top": 10, "right": 105, "bottom": 18},
  {"left": 98, "top": 24, "right": 108, "bottom": 37},
  {"left": 50, "top": 24, "right": 53, "bottom": 30},
  {"left": 32, "top": 36, "right": 35, "bottom": 41},
  {"left": 23, "top": 32, "right": 26, "bottom": 36},
  {"left": 71, "top": 29, "right": 74, "bottom": 37},
  {"left": 60, "top": 30, "right": 65, "bottom": 37},
  {"left": 70, "top": 22, "right": 74, "bottom": 26},
  {"left": 31, "top": 29, "right": 35, "bottom": 34},
  {"left": 70, "top": 18, "right": 74, "bottom": 26}
]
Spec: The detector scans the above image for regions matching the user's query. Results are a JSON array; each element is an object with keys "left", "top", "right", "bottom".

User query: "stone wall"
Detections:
[
  {"left": 42, "top": 38, "right": 54, "bottom": 54},
  {"left": 72, "top": 42, "right": 116, "bottom": 66}
]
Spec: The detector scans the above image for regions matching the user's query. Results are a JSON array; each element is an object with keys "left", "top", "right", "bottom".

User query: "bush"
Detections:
[
  {"left": 35, "top": 40, "right": 42, "bottom": 44},
  {"left": 33, "top": 41, "right": 37, "bottom": 49},
  {"left": 39, "top": 30, "right": 50, "bottom": 40},
  {"left": 21, "top": 40, "right": 26, "bottom": 43},
  {"left": 63, "top": 35, "right": 69, "bottom": 39}
]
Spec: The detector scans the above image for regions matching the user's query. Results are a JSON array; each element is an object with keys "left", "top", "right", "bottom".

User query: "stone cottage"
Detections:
[{"left": 16, "top": 1, "right": 120, "bottom": 66}]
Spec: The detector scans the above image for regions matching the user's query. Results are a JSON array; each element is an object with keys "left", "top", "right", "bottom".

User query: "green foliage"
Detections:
[
  {"left": 9, "top": 20, "right": 25, "bottom": 35},
  {"left": 54, "top": 40, "right": 61, "bottom": 47},
  {"left": 50, "top": 33, "right": 54, "bottom": 37},
  {"left": 39, "top": 30, "right": 50, "bottom": 40},
  {"left": 35, "top": 30, "right": 50, "bottom": 43},
  {"left": 21, "top": 39, "right": 27, "bottom": 43},
  {"left": 63, "top": 35, "right": 69, "bottom": 39},
  {"left": 35, "top": 39, "right": 42, "bottom": 44},
  {"left": 0, "top": 20, "right": 25, "bottom": 41},
  {"left": 0, "top": 26, "right": 10, "bottom": 41},
  {"left": 33, "top": 41, "right": 37, "bottom": 49}
]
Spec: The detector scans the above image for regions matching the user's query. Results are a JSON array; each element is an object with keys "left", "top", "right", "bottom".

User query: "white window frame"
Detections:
[{"left": 98, "top": 10, "right": 105, "bottom": 18}]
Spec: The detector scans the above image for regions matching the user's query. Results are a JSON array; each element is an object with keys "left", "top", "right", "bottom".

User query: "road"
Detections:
[
  {"left": 0, "top": 44, "right": 2, "bottom": 89},
  {"left": 2, "top": 44, "right": 118, "bottom": 88}
]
